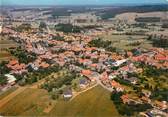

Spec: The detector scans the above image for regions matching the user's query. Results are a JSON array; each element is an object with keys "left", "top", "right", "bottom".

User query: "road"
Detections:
[
  {"left": 95, "top": 77, "right": 114, "bottom": 92},
  {"left": 70, "top": 83, "right": 98, "bottom": 101}
]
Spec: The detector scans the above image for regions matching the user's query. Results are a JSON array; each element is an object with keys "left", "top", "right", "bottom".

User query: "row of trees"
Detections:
[
  {"left": 41, "top": 72, "right": 76, "bottom": 92},
  {"left": 148, "top": 35, "right": 168, "bottom": 48},
  {"left": 0, "top": 75, "right": 7, "bottom": 86},
  {"left": 15, "top": 65, "right": 60, "bottom": 86},
  {"left": 0, "top": 61, "right": 10, "bottom": 85},
  {"left": 88, "top": 38, "right": 116, "bottom": 52},
  {"left": 111, "top": 91, "right": 152, "bottom": 116},
  {"left": 135, "top": 17, "right": 161, "bottom": 23},
  {"left": 55, "top": 24, "right": 82, "bottom": 33},
  {"left": 9, "top": 47, "right": 37, "bottom": 64},
  {"left": 15, "top": 23, "right": 32, "bottom": 32}
]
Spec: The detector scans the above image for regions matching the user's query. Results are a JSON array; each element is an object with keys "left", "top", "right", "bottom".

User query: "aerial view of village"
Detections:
[{"left": 0, "top": 0, "right": 168, "bottom": 116}]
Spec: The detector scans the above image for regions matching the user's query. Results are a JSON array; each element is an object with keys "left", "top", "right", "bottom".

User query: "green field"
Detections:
[
  {"left": 99, "top": 34, "right": 152, "bottom": 50},
  {"left": 0, "top": 85, "right": 120, "bottom": 116}
]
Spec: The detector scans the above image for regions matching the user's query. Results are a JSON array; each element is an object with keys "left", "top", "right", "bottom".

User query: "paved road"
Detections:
[{"left": 95, "top": 77, "right": 114, "bottom": 92}]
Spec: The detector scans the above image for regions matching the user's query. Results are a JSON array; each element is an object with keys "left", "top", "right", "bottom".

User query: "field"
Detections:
[
  {"left": 0, "top": 38, "right": 18, "bottom": 62},
  {"left": 0, "top": 88, "right": 51, "bottom": 116},
  {"left": 114, "top": 11, "right": 168, "bottom": 23},
  {"left": 99, "top": 34, "right": 152, "bottom": 50},
  {"left": 0, "top": 85, "right": 120, "bottom": 116},
  {"left": 0, "top": 87, "right": 18, "bottom": 100}
]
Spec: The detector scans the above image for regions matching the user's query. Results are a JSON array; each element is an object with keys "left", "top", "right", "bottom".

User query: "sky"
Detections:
[{"left": 1, "top": 0, "right": 168, "bottom": 6}]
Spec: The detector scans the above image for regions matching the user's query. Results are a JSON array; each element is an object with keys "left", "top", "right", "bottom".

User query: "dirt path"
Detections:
[
  {"left": 70, "top": 83, "right": 98, "bottom": 101},
  {"left": 0, "top": 87, "right": 27, "bottom": 109}
]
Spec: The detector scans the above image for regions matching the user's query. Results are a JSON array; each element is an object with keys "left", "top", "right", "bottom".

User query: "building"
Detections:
[
  {"left": 4, "top": 74, "right": 17, "bottom": 85},
  {"left": 79, "top": 78, "right": 88, "bottom": 88},
  {"left": 63, "top": 89, "right": 73, "bottom": 99}
]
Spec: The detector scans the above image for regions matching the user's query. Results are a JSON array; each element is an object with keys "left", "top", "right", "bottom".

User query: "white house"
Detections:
[{"left": 5, "top": 74, "right": 17, "bottom": 85}]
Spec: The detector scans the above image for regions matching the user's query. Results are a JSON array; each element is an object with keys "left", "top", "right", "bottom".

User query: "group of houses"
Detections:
[{"left": 1, "top": 24, "right": 167, "bottom": 116}]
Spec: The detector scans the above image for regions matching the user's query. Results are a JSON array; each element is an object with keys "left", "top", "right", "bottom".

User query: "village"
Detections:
[
  {"left": 0, "top": 19, "right": 168, "bottom": 116},
  {"left": 0, "top": 5, "right": 168, "bottom": 116}
]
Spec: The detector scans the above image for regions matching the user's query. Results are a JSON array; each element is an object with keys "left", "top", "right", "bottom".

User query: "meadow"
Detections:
[
  {"left": 0, "top": 38, "right": 18, "bottom": 62},
  {"left": 0, "top": 85, "right": 120, "bottom": 116},
  {"left": 99, "top": 34, "right": 152, "bottom": 50}
]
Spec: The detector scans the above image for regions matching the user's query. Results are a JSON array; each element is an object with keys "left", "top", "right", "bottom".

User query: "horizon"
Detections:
[{"left": 1, "top": 0, "right": 168, "bottom": 6}]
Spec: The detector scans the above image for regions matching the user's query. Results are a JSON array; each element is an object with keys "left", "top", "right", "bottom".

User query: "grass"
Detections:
[
  {"left": 49, "top": 85, "right": 120, "bottom": 117},
  {"left": 0, "top": 39, "right": 18, "bottom": 49},
  {"left": 0, "top": 38, "right": 18, "bottom": 62},
  {"left": 0, "top": 85, "right": 120, "bottom": 117},
  {"left": 0, "top": 51, "right": 15, "bottom": 62},
  {"left": 0, "top": 51, "right": 12, "bottom": 58},
  {"left": 0, "top": 88, "right": 50, "bottom": 116},
  {"left": 99, "top": 34, "right": 152, "bottom": 50},
  {"left": 0, "top": 87, "right": 18, "bottom": 100}
]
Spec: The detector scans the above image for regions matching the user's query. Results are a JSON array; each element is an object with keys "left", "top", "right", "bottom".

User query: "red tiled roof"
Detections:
[
  {"left": 111, "top": 80, "right": 120, "bottom": 87},
  {"left": 81, "top": 70, "right": 92, "bottom": 76},
  {"left": 90, "top": 64, "right": 97, "bottom": 67},
  {"left": 121, "top": 94, "right": 129, "bottom": 104},
  {"left": 155, "top": 54, "right": 167, "bottom": 61},
  {"left": 8, "top": 60, "right": 18, "bottom": 66}
]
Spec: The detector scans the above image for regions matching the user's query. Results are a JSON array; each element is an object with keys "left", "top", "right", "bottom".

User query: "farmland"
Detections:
[
  {"left": 99, "top": 34, "right": 152, "bottom": 50},
  {"left": 0, "top": 38, "right": 18, "bottom": 62},
  {"left": 0, "top": 85, "right": 120, "bottom": 116},
  {"left": 0, "top": 87, "right": 18, "bottom": 100}
]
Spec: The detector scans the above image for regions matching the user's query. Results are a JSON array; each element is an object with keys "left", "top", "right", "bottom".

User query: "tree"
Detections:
[
  {"left": 51, "top": 91, "right": 59, "bottom": 100},
  {"left": 55, "top": 24, "right": 82, "bottom": 33},
  {"left": 0, "top": 75, "right": 7, "bottom": 85},
  {"left": 16, "top": 23, "right": 32, "bottom": 32},
  {"left": 39, "top": 22, "right": 47, "bottom": 31},
  {"left": 0, "top": 61, "right": 10, "bottom": 74}
]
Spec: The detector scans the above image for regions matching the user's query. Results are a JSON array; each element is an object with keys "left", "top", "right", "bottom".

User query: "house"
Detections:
[
  {"left": 63, "top": 89, "right": 73, "bottom": 99},
  {"left": 125, "top": 77, "right": 139, "bottom": 85},
  {"left": 113, "top": 59, "right": 127, "bottom": 67},
  {"left": 89, "top": 63, "right": 98, "bottom": 70},
  {"left": 145, "top": 109, "right": 168, "bottom": 117},
  {"left": 40, "top": 62, "right": 50, "bottom": 68},
  {"left": 6, "top": 59, "right": 27, "bottom": 74},
  {"left": 109, "top": 72, "right": 118, "bottom": 80},
  {"left": 141, "top": 96, "right": 151, "bottom": 103},
  {"left": 111, "top": 80, "right": 124, "bottom": 92},
  {"left": 81, "top": 70, "right": 92, "bottom": 76},
  {"left": 121, "top": 94, "right": 130, "bottom": 104},
  {"left": 79, "top": 78, "right": 88, "bottom": 88},
  {"left": 101, "top": 71, "right": 108, "bottom": 81},
  {"left": 142, "top": 90, "right": 151, "bottom": 98},
  {"left": 4, "top": 74, "right": 17, "bottom": 85},
  {"left": 154, "top": 101, "right": 167, "bottom": 110},
  {"left": 81, "top": 70, "right": 99, "bottom": 82},
  {"left": 119, "top": 65, "right": 129, "bottom": 73}
]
